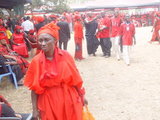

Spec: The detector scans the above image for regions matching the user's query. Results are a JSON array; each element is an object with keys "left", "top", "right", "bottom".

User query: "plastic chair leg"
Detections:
[{"left": 11, "top": 73, "right": 18, "bottom": 89}]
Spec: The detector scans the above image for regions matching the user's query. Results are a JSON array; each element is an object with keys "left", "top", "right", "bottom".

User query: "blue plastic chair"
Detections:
[{"left": 0, "top": 64, "right": 18, "bottom": 89}]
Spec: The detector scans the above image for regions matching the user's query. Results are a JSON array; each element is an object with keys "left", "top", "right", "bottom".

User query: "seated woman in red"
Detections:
[
  {"left": 24, "top": 22, "right": 87, "bottom": 120},
  {"left": 11, "top": 25, "right": 29, "bottom": 58},
  {"left": 0, "top": 39, "right": 29, "bottom": 85},
  {"left": 0, "top": 19, "right": 9, "bottom": 45}
]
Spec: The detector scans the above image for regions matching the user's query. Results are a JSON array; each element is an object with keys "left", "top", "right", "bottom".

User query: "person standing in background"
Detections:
[
  {"left": 120, "top": 15, "right": 136, "bottom": 66},
  {"left": 84, "top": 12, "right": 99, "bottom": 56},
  {"left": 57, "top": 17, "right": 70, "bottom": 50},
  {"left": 111, "top": 11, "right": 122, "bottom": 60},
  {"left": 97, "top": 12, "right": 111, "bottom": 58},
  {"left": 21, "top": 16, "right": 34, "bottom": 51},
  {"left": 150, "top": 12, "right": 160, "bottom": 43},
  {"left": 74, "top": 15, "right": 84, "bottom": 60},
  {"left": 64, "top": 12, "right": 73, "bottom": 32}
]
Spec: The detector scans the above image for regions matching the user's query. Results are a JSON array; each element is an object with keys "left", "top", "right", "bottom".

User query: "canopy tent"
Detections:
[
  {"left": 0, "top": 0, "right": 32, "bottom": 16},
  {"left": 71, "top": 0, "right": 160, "bottom": 11},
  {"left": 0, "top": 0, "right": 31, "bottom": 9}
]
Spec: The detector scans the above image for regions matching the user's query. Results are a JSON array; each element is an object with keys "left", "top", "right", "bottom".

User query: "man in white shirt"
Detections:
[
  {"left": 21, "top": 16, "right": 34, "bottom": 34},
  {"left": 21, "top": 16, "right": 34, "bottom": 51}
]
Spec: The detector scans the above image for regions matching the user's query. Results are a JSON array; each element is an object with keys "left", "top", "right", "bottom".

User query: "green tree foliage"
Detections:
[
  {"left": 31, "top": 0, "right": 92, "bottom": 13},
  {"left": 32, "top": 0, "right": 43, "bottom": 7},
  {"left": 44, "top": 0, "right": 70, "bottom": 13},
  {"left": 68, "top": 0, "right": 93, "bottom": 4},
  {"left": 47, "top": 0, "right": 66, "bottom": 5}
]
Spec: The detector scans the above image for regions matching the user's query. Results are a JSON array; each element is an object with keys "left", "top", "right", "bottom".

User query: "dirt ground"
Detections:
[{"left": 1, "top": 26, "right": 160, "bottom": 120}]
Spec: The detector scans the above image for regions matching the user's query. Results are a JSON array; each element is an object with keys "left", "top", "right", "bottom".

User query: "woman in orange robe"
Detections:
[
  {"left": 24, "top": 22, "right": 86, "bottom": 120},
  {"left": 74, "top": 15, "right": 84, "bottom": 60},
  {"left": 11, "top": 25, "right": 29, "bottom": 58},
  {"left": 150, "top": 13, "right": 160, "bottom": 43}
]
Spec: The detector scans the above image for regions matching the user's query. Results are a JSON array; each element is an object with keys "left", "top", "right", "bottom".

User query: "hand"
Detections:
[
  {"left": 17, "top": 44, "right": 20, "bottom": 46},
  {"left": 32, "top": 109, "right": 40, "bottom": 120},
  {"left": 10, "top": 51, "right": 18, "bottom": 55},
  {"left": 84, "top": 97, "right": 88, "bottom": 105},
  {"left": 15, "top": 113, "right": 22, "bottom": 118}
]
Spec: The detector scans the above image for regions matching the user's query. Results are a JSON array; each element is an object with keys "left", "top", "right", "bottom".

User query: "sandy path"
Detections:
[{"left": 1, "top": 26, "right": 160, "bottom": 120}]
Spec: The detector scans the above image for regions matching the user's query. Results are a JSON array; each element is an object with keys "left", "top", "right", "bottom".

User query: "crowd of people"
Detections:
[
  {"left": 0, "top": 9, "right": 160, "bottom": 87},
  {"left": 0, "top": 10, "right": 159, "bottom": 64},
  {"left": 0, "top": 8, "right": 160, "bottom": 119}
]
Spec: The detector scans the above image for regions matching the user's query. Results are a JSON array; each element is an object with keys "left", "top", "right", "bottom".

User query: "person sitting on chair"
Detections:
[{"left": 0, "top": 39, "right": 29, "bottom": 86}]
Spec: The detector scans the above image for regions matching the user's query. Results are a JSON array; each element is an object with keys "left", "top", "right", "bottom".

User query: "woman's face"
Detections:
[
  {"left": 16, "top": 29, "right": 21, "bottom": 33},
  {"left": 0, "top": 39, "right": 7, "bottom": 45},
  {"left": 38, "top": 33, "right": 56, "bottom": 53}
]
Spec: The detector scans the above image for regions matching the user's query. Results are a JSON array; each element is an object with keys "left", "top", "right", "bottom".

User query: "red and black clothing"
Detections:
[{"left": 74, "top": 21, "right": 84, "bottom": 60}]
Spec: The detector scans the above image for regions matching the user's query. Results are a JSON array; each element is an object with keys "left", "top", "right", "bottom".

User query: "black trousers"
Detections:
[
  {"left": 85, "top": 35, "right": 99, "bottom": 55},
  {"left": 11, "top": 64, "right": 24, "bottom": 83},
  {"left": 100, "top": 38, "right": 112, "bottom": 56},
  {"left": 59, "top": 41, "right": 68, "bottom": 50},
  {"left": 24, "top": 31, "right": 31, "bottom": 51}
]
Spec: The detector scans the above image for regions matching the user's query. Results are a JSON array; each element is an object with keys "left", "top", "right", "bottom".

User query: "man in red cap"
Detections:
[
  {"left": 120, "top": 14, "right": 136, "bottom": 65},
  {"left": 35, "top": 16, "right": 45, "bottom": 31},
  {"left": 110, "top": 10, "right": 122, "bottom": 60},
  {"left": 97, "top": 12, "right": 112, "bottom": 57}
]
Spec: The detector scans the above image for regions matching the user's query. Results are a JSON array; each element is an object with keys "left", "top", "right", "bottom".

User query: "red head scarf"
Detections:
[
  {"left": 29, "top": 29, "right": 35, "bottom": 34},
  {"left": 37, "top": 22, "right": 60, "bottom": 40},
  {"left": 49, "top": 14, "right": 57, "bottom": 19},
  {"left": 37, "top": 16, "right": 44, "bottom": 23},
  {"left": 15, "top": 25, "right": 23, "bottom": 31}
]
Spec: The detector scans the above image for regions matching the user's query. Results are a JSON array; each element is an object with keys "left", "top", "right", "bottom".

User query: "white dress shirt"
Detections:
[{"left": 21, "top": 20, "right": 34, "bottom": 32}]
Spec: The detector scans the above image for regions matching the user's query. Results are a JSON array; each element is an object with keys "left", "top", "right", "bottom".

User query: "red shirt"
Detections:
[
  {"left": 65, "top": 13, "right": 72, "bottom": 23},
  {"left": 13, "top": 33, "right": 24, "bottom": 44},
  {"left": 120, "top": 22, "right": 135, "bottom": 45},
  {"left": 111, "top": 17, "right": 122, "bottom": 37},
  {"left": 97, "top": 17, "right": 111, "bottom": 38},
  {"left": 74, "top": 21, "right": 83, "bottom": 39},
  {"left": 0, "top": 26, "right": 9, "bottom": 44}
]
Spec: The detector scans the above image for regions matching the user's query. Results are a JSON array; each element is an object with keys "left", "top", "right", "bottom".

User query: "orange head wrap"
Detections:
[
  {"left": 37, "top": 22, "right": 60, "bottom": 40},
  {"left": 14, "top": 25, "right": 23, "bottom": 32},
  {"left": 49, "top": 14, "right": 57, "bottom": 19},
  {"left": 37, "top": 16, "right": 44, "bottom": 23},
  {"left": 29, "top": 29, "right": 35, "bottom": 34},
  {"left": 74, "top": 15, "right": 81, "bottom": 21},
  {"left": 15, "top": 25, "right": 23, "bottom": 30}
]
